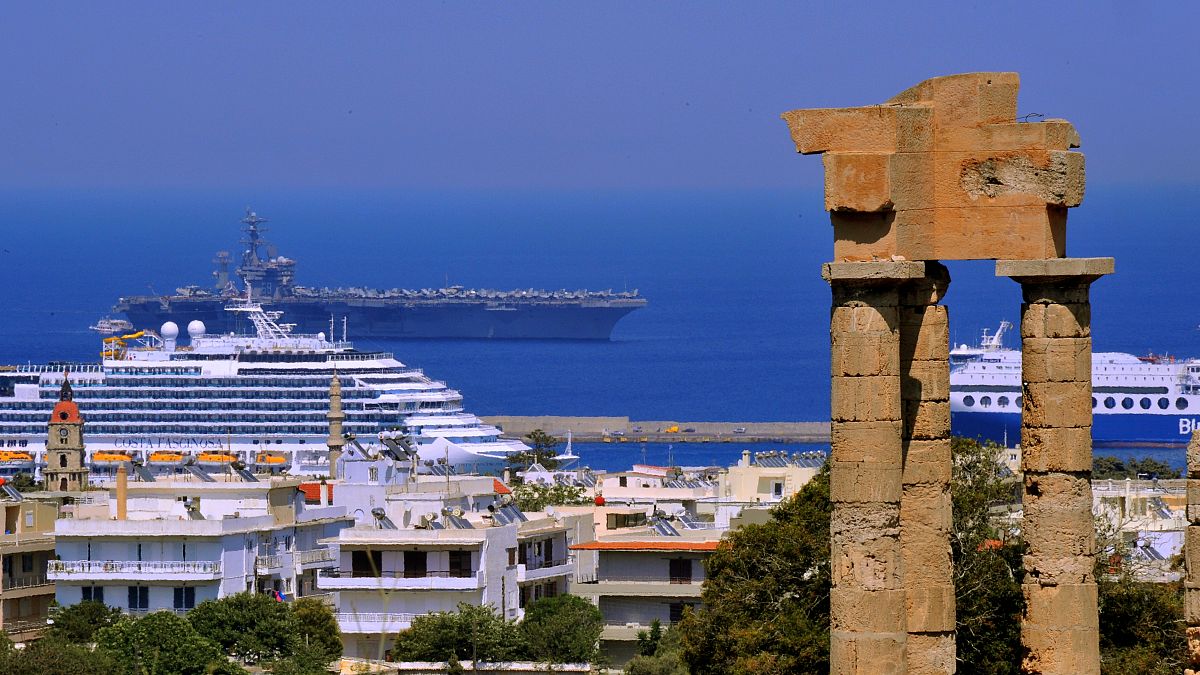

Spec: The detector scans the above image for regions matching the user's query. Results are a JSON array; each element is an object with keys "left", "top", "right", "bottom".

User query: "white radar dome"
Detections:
[
  {"left": 160, "top": 321, "right": 180, "bottom": 339},
  {"left": 187, "top": 320, "right": 207, "bottom": 339},
  {"left": 317, "top": 332, "right": 326, "bottom": 341}
]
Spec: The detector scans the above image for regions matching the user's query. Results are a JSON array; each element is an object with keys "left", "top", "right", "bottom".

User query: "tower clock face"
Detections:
[{"left": 58, "top": 428, "right": 69, "bottom": 438}]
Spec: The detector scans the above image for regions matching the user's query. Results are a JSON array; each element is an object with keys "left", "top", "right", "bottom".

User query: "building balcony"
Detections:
[
  {"left": 316, "top": 569, "right": 482, "bottom": 592},
  {"left": 48, "top": 560, "right": 222, "bottom": 582},
  {"left": 255, "top": 554, "right": 285, "bottom": 574},
  {"left": 575, "top": 575, "right": 703, "bottom": 598},
  {"left": 1, "top": 574, "right": 52, "bottom": 599},
  {"left": 335, "top": 612, "right": 419, "bottom": 634},
  {"left": 0, "top": 534, "right": 54, "bottom": 555},
  {"left": 123, "top": 607, "right": 192, "bottom": 619},
  {"left": 2, "top": 617, "right": 48, "bottom": 639},
  {"left": 516, "top": 558, "right": 574, "bottom": 584},
  {"left": 296, "top": 548, "right": 336, "bottom": 568}
]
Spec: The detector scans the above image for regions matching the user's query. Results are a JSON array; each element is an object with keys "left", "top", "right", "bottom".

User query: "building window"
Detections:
[
  {"left": 59, "top": 454, "right": 67, "bottom": 468},
  {"left": 507, "top": 548, "right": 517, "bottom": 566},
  {"left": 21, "top": 554, "right": 32, "bottom": 573},
  {"left": 963, "top": 396, "right": 975, "bottom": 407},
  {"left": 82, "top": 586, "right": 103, "bottom": 603},
  {"left": 174, "top": 587, "right": 195, "bottom": 610},
  {"left": 1179, "top": 398, "right": 1190, "bottom": 411},
  {"left": 772, "top": 482, "right": 784, "bottom": 498},
  {"left": 448, "top": 550, "right": 472, "bottom": 578},
  {"left": 128, "top": 586, "right": 148, "bottom": 610}
]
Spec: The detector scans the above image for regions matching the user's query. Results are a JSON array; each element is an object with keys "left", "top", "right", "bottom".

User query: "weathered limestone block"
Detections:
[
  {"left": 1021, "top": 338, "right": 1091, "bottom": 383},
  {"left": 1021, "top": 381, "right": 1093, "bottom": 429},
  {"left": 1188, "top": 430, "right": 1200, "bottom": 478},
  {"left": 832, "top": 421, "right": 904, "bottom": 465},
  {"left": 902, "top": 438, "right": 952, "bottom": 486},
  {"left": 1020, "top": 302, "right": 1091, "bottom": 339},
  {"left": 831, "top": 503, "right": 902, "bottom": 589},
  {"left": 901, "top": 360, "right": 951, "bottom": 402},
  {"left": 1022, "top": 583, "right": 1099, "bottom": 629},
  {"left": 784, "top": 72, "right": 1086, "bottom": 262},
  {"left": 831, "top": 464, "right": 903, "bottom": 504},
  {"left": 832, "top": 303, "right": 899, "bottom": 336},
  {"left": 832, "top": 335, "right": 901, "bottom": 377},
  {"left": 831, "top": 589, "right": 908, "bottom": 632},
  {"left": 832, "top": 376, "right": 902, "bottom": 421},
  {"left": 1023, "top": 473, "right": 1095, "bottom": 585},
  {"left": 1020, "top": 625, "right": 1101, "bottom": 675},
  {"left": 906, "top": 634, "right": 956, "bottom": 675},
  {"left": 1188, "top": 481, "right": 1200, "bottom": 523},
  {"left": 902, "top": 399, "right": 950, "bottom": 441},
  {"left": 1186, "top": 526, "right": 1200, "bottom": 581},
  {"left": 900, "top": 306, "right": 949, "bottom": 361},
  {"left": 830, "top": 635, "right": 906, "bottom": 675},
  {"left": 1021, "top": 427, "right": 1092, "bottom": 473}
]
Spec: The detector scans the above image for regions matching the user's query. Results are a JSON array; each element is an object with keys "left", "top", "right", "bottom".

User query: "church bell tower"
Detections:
[{"left": 45, "top": 373, "right": 88, "bottom": 492}]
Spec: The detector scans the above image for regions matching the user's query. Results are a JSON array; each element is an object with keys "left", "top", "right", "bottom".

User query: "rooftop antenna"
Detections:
[
  {"left": 342, "top": 316, "right": 348, "bottom": 342},
  {"left": 329, "top": 314, "right": 335, "bottom": 340}
]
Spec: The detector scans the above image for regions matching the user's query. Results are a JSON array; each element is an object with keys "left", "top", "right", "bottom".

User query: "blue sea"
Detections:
[{"left": 0, "top": 187, "right": 1196, "bottom": 472}]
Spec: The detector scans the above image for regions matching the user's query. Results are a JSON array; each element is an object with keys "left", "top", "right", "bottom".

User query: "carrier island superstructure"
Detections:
[
  {"left": 0, "top": 297, "right": 528, "bottom": 475},
  {"left": 113, "top": 210, "right": 646, "bottom": 340}
]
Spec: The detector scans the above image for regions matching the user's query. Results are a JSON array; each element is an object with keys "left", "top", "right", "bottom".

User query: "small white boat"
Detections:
[{"left": 89, "top": 318, "right": 134, "bottom": 335}]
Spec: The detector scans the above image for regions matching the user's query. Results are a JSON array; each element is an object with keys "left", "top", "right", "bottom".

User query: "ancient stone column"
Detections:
[
  {"left": 825, "top": 260, "right": 926, "bottom": 675},
  {"left": 1185, "top": 430, "right": 1200, "bottom": 674},
  {"left": 997, "top": 257, "right": 1113, "bottom": 675},
  {"left": 899, "top": 263, "right": 955, "bottom": 674}
]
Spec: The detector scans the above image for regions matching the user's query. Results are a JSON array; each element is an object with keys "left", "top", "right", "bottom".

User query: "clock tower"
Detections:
[{"left": 45, "top": 373, "right": 88, "bottom": 492}]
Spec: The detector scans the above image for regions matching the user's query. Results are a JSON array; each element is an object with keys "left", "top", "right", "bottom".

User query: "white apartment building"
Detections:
[
  {"left": 318, "top": 456, "right": 586, "bottom": 660},
  {"left": 49, "top": 472, "right": 352, "bottom": 615},
  {"left": 571, "top": 528, "right": 722, "bottom": 665}
]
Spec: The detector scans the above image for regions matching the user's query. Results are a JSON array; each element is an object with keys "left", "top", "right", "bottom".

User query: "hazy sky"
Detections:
[{"left": 1, "top": 2, "right": 1195, "bottom": 191}]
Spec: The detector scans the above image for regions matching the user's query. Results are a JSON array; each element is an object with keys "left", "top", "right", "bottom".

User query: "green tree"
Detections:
[
  {"left": 678, "top": 467, "right": 832, "bottom": 674},
  {"left": 187, "top": 592, "right": 295, "bottom": 664},
  {"left": 626, "top": 623, "right": 688, "bottom": 675},
  {"left": 47, "top": 599, "right": 126, "bottom": 644},
  {"left": 949, "top": 437, "right": 1024, "bottom": 674},
  {"left": 290, "top": 597, "right": 342, "bottom": 662},
  {"left": 511, "top": 481, "right": 592, "bottom": 512},
  {"left": 10, "top": 472, "right": 43, "bottom": 492},
  {"left": 636, "top": 619, "right": 663, "bottom": 657},
  {"left": 96, "top": 611, "right": 244, "bottom": 675},
  {"left": 0, "top": 634, "right": 117, "bottom": 674},
  {"left": 507, "top": 429, "right": 563, "bottom": 475},
  {"left": 267, "top": 642, "right": 337, "bottom": 675},
  {"left": 1093, "top": 455, "right": 1181, "bottom": 480},
  {"left": 393, "top": 603, "right": 525, "bottom": 663},
  {"left": 520, "top": 595, "right": 603, "bottom": 663}
]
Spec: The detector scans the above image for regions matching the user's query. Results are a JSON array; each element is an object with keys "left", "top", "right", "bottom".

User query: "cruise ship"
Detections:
[
  {"left": 0, "top": 297, "right": 528, "bottom": 474},
  {"left": 951, "top": 324, "right": 1200, "bottom": 446}
]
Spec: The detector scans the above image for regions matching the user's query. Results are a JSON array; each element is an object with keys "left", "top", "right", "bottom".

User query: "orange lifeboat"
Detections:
[
  {"left": 197, "top": 451, "right": 238, "bottom": 465},
  {"left": 255, "top": 452, "right": 287, "bottom": 466},
  {"left": 91, "top": 451, "right": 133, "bottom": 464},
  {"left": 147, "top": 451, "right": 184, "bottom": 464}
]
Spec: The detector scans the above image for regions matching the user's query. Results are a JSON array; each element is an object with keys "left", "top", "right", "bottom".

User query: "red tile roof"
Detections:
[
  {"left": 298, "top": 482, "right": 333, "bottom": 503},
  {"left": 493, "top": 479, "right": 512, "bottom": 495},
  {"left": 570, "top": 540, "right": 721, "bottom": 552}
]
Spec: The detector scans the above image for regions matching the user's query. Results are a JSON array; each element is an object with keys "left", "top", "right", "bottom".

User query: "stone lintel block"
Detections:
[
  {"left": 824, "top": 152, "right": 894, "bottom": 213},
  {"left": 905, "top": 585, "right": 956, "bottom": 634},
  {"left": 996, "top": 257, "right": 1114, "bottom": 283},
  {"left": 832, "top": 336, "right": 900, "bottom": 377},
  {"left": 1021, "top": 303, "right": 1092, "bottom": 339},
  {"left": 782, "top": 103, "right": 932, "bottom": 155},
  {"left": 831, "top": 463, "right": 903, "bottom": 504},
  {"left": 937, "top": 118, "right": 1080, "bottom": 153},
  {"left": 832, "top": 421, "right": 903, "bottom": 465},
  {"left": 886, "top": 72, "right": 1020, "bottom": 131},
  {"left": 830, "top": 633, "right": 907, "bottom": 675},
  {"left": 902, "top": 438, "right": 952, "bottom": 486},
  {"left": 933, "top": 150, "right": 1085, "bottom": 210},
  {"left": 1022, "top": 583, "right": 1099, "bottom": 630},
  {"left": 1022, "top": 381, "right": 1093, "bottom": 429},
  {"left": 1188, "top": 430, "right": 1200, "bottom": 477},
  {"left": 824, "top": 260, "right": 928, "bottom": 284},
  {"left": 1020, "top": 625, "right": 1100, "bottom": 675},
  {"left": 1022, "top": 338, "right": 1092, "bottom": 382},
  {"left": 900, "top": 307, "right": 950, "bottom": 361},
  {"left": 830, "top": 211, "right": 899, "bottom": 263},
  {"left": 901, "top": 359, "right": 950, "bottom": 402},
  {"left": 832, "top": 304, "right": 899, "bottom": 337},
  {"left": 832, "top": 376, "right": 902, "bottom": 422},
  {"left": 902, "top": 399, "right": 950, "bottom": 440},
  {"left": 888, "top": 206, "right": 1067, "bottom": 262},
  {"left": 830, "top": 588, "right": 907, "bottom": 632},
  {"left": 1021, "top": 426, "right": 1092, "bottom": 473},
  {"left": 904, "top": 633, "right": 957, "bottom": 675}
]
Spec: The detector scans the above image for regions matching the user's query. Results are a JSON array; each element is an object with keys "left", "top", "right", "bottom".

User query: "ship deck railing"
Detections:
[{"left": 14, "top": 364, "right": 103, "bottom": 374}]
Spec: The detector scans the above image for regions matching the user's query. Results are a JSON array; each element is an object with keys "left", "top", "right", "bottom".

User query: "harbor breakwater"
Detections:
[{"left": 481, "top": 415, "right": 830, "bottom": 443}]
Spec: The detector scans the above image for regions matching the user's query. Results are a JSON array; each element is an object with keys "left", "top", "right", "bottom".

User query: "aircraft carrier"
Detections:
[{"left": 113, "top": 211, "right": 647, "bottom": 340}]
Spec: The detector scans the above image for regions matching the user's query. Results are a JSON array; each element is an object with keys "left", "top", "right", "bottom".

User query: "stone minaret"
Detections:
[
  {"left": 326, "top": 370, "right": 346, "bottom": 479},
  {"left": 45, "top": 373, "right": 89, "bottom": 492}
]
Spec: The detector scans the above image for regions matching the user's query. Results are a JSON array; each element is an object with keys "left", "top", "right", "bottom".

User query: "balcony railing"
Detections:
[
  {"left": 335, "top": 612, "right": 420, "bottom": 627},
  {"left": 297, "top": 548, "right": 335, "bottom": 565},
  {"left": 2, "top": 574, "right": 49, "bottom": 591},
  {"left": 49, "top": 560, "right": 222, "bottom": 575},
  {"left": 525, "top": 557, "right": 571, "bottom": 571},
  {"left": 3, "top": 617, "right": 48, "bottom": 634},
  {"left": 123, "top": 607, "right": 192, "bottom": 618},
  {"left": 578, "top": 573, "right": 701, "bottom": 584},
  {"left": 319, "top": 569, "right": 476, "bottom": 579},
  {"left": 256, "top": 555, "right": 283, "bottom": 571}
]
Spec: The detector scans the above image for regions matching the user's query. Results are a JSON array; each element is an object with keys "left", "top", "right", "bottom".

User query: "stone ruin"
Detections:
[{"left": 781, "top": 73, "right": 1112, "bottom": 674}]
